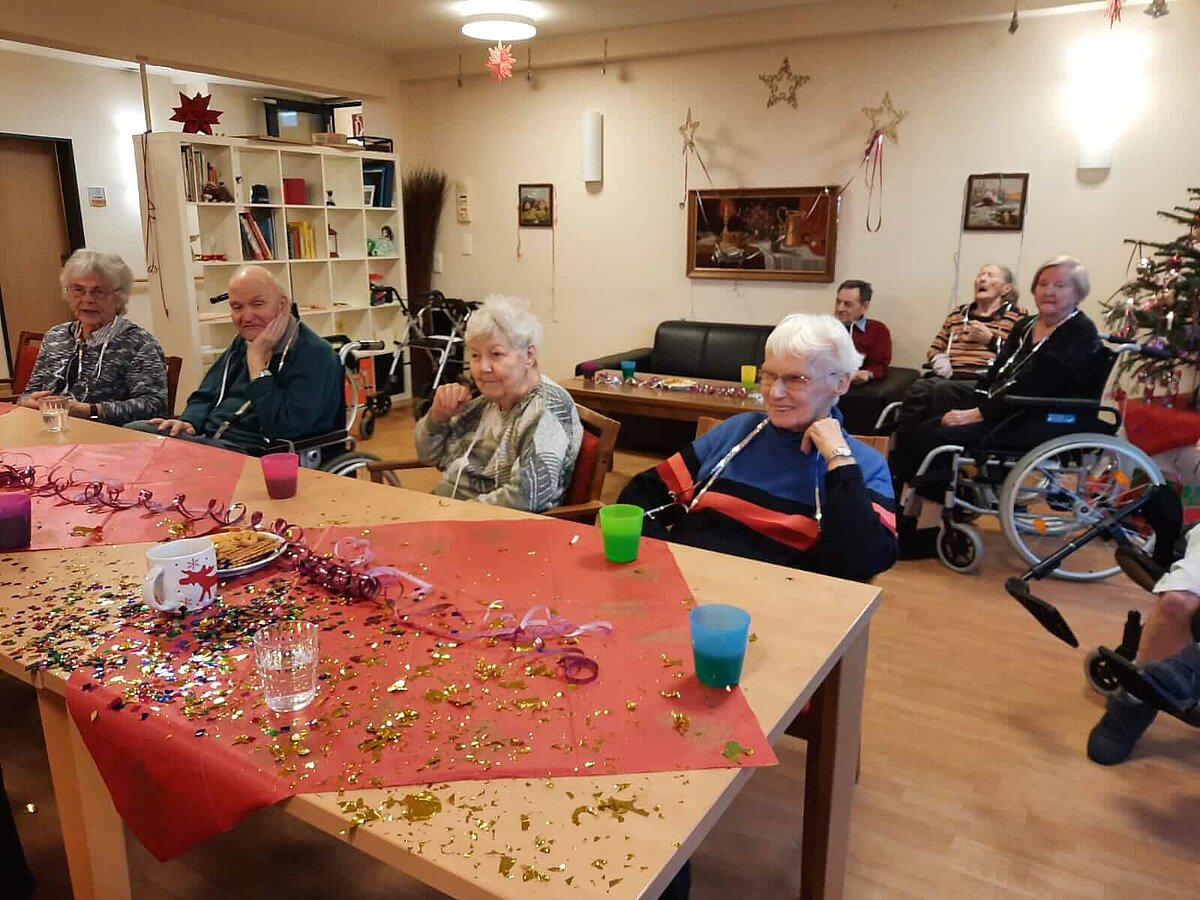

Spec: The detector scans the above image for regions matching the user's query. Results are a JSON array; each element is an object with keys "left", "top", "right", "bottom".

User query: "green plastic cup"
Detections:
[{"left": 599, "top": 503, "right": 643, "bottom": 563}]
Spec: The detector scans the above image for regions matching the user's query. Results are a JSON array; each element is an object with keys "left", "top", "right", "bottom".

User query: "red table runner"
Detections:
[
  {"left": 1, "top": 440, "right": 245, "bottom": 551},
  {"left": 63, "top": 518, "right": 776, "bottom": 860}
]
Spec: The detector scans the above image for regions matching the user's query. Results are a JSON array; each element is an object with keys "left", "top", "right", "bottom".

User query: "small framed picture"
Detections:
[
  {"left": 518, "top": 183, "right": 553, "bottom": 228},
  {"left": 363, "top": 185, "right": 376, "bottom": 206},
  {"left": 963, "top": 173, "right": 1029, "bottom": 232}
]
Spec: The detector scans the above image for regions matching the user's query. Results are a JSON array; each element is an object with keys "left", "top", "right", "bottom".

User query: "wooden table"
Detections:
[
  {"left": 0, "top": 408, "right": 878, "bottom": 900},
  {"left": 563, "top": 373, "right": 763, "bottom": 424}
]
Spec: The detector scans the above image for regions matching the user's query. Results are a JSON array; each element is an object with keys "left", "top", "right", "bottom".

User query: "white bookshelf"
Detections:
[{"left": 133, "top": 133, "right": 409, "bottom": 400}]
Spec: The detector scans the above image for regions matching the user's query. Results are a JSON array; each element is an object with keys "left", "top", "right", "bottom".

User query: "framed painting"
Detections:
[
  {"left": 963, "top": 173, "right": 1028, "bottom": 231},
  {"left": 686, "top": 186, "right": 841, "bottom": 282},
  {"left": 518, "top": 183, "right": 554, "bottom": 227}
]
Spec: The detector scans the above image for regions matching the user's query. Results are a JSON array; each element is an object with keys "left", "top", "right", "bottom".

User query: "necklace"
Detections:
[{"left": 986, "top": 309, "right": 1078, "bottom": 398}]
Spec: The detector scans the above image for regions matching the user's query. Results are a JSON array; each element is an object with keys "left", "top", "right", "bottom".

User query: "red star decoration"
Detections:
[
  {"left": 170, "top": 92, "right": 224, "bottom": 135},
  {"left": 486, "top": 42, "right": 515, "bottom": 81}
]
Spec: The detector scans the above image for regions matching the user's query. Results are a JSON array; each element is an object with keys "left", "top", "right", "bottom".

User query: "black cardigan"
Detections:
[{"left": 974, "top": 311, "right": 1104, "bottom": 420}]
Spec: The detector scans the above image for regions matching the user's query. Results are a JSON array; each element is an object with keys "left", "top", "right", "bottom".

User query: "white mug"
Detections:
[{"left": 143, "top": 537, "right": 220, "bottom": 614}]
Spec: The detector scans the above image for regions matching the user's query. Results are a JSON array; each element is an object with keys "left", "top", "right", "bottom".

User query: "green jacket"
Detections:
[{"left": 180, "top": 321, "right": 342, "bottom": 449}]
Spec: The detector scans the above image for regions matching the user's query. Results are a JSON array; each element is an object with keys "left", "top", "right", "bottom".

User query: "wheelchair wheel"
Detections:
[
  {"left": 950, "top": 482, "right": 987, "bottom": 524},
  {"left": 998, "top": 433, "right": 1164, "bottom": 581},
  {"left": 357, "top": 408, "right": 376, "bottom": 441},
  {"left": 321, "top": 451, "right": 399, "bottom": 485},
  {"left": 936, "top": 523, "right": 983, "bottom": 574},
  {"left": 374, "top": 393, "right": 393, "bottom": 416},
  {"left": 1084, "top": 648, "right": 1122, "bottom": 697}
]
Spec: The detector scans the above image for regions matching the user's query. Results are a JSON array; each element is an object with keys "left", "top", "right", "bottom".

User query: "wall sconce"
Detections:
[
  {"left": 581, "top": 111, "right": 603, "bottom": 183},
  {"left": 1062, "top": 31, "right": 1150, "bottom": 174}
]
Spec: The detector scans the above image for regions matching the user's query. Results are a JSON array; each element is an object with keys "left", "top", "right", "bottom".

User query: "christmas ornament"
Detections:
[
  {"left": 169, "top": 92, "right": 223, "bottom": 135},
  {"left": 485, "top": 41, "right": 515, "bottom": 81},
  {"left": 862, "top": 92, "right": 907, "bottom": 143},
  {"left": 1136, "top": 256, "right": 1155, "bottom": 278},
  {"left": 1144, "top": 0, "right": 1169, "bottom": 19},
  {"left": 758, "top": 57, "right": 810, "bottom": 110},
  {"left": 1104, "top": 0, "right": 1122, "bottom": 27},
  {"left": 678, "top": 107, "right": 713, "bottom": 204}
]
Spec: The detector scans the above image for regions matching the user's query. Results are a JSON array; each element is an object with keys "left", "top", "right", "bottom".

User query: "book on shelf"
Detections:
[
  {"left": 180, "top": 146, "right": 224, "bottom": 203},
  {"left": 240, "top": 212, "right": 273, "bottom": 260},
  {"left": 251, "top": 210, "right": 277, "bottom": 258},
  {"left": 239, "top": 215, "right": 263, "bottom": 261}
]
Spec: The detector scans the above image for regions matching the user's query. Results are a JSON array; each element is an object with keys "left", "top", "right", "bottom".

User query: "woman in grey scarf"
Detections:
[{"left": 18, "top": 250, "right": 168, "bottom": 425}]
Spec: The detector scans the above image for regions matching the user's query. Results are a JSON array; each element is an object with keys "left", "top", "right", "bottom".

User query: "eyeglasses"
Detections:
[
  {"left": 69, "top": 285, "right": 112, "bottom": 299},
  {"left": 759, "top": 370, "right": 834, "bottom": 392}
]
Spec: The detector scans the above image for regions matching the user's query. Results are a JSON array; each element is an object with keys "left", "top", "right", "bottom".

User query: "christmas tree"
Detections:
[{"left": 1102, "top": 187, "right": 1200, "bottom": 405}]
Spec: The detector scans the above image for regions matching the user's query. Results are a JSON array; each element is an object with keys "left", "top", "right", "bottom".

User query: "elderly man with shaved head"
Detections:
[{"left": 127, "top": 265, "right": 342, "bottom": 452}]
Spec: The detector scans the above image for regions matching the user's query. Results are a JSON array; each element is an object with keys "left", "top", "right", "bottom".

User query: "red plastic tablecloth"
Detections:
[
  {"left": 1, "top": 440, "right": 245, "bottom": 551},
  {"left": 65, "top": 518, "right": 776, "bottom": 860}
]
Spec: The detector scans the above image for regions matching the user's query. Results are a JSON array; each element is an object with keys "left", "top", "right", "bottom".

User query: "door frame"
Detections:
[{"left": 0, "top": 133, "right": 86, "bottom": 373}]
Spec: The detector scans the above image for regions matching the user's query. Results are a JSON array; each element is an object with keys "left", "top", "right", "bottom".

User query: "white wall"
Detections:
[{"left": 398, "top": 8, "right": 1200, "bottom": 380}]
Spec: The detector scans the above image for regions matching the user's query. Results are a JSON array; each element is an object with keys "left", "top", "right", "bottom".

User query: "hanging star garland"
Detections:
[
  {"left": 758, "top": 57, "right": 810, "bottom": 110},
  {"left": 169, "top": 92, "right": 223, "bottom": 135},
  {"left": 678, "top": 107, "right": 714, "bottom": 206},
  {"left": 486, "top": 41, "right": 516, "bottom": 81},
  {"left": 862, "top": 92, "right": 907, "bottom": 143}
]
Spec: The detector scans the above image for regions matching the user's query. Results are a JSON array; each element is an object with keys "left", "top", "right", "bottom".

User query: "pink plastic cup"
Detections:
[{"left": 261, "top": 452, "right": 299, "bottom": 500}]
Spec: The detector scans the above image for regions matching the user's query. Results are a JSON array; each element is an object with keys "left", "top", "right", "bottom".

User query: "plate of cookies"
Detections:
[{"left": 211, "top": 529, "right": 288, "bottom": 578}]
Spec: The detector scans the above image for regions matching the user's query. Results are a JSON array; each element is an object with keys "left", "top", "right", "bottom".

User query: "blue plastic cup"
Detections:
[
  {"left": 689, "top": 604, "right": 751, "bottom": 688},
  {"left": 620, "top": 359, "right": 636, "bottom": 382}
]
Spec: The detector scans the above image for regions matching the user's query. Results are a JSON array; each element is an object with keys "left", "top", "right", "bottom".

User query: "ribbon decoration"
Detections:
[
  {"left": 859, "top": 92, "right": 906, "bottom": 234},
  {"left": 1105, "top": 0, "right": 1123, "bottom": 27},
  {"left": 401, "top": 602, "right": 612, "bottom": 684},
  {"left": 0, "top": 458, "right": 247, "bottom": 528}
]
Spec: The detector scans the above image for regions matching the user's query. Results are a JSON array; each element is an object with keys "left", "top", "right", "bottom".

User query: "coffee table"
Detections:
[{"left": 563, "top": 372, "right": 763, "bottom": 425}]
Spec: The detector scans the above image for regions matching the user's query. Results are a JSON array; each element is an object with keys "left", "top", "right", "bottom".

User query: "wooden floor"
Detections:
[{"left": 4, "top": 406, "right": 1199, "bottom": 898}]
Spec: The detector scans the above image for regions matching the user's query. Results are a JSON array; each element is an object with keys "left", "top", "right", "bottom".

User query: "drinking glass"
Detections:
[{"left": 254, "top": 621, "right": 319, "bottom": 713}]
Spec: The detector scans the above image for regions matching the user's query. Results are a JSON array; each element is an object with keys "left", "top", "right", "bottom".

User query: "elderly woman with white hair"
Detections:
[
  {"left": 618, "top": 312, "right": 898, "bottom": 581},
  {"left": 18, "top": 249, "right": 168, "bottom": 424},
  {"left": 414, "top": 294, "right": 582, "bottom": 512}
]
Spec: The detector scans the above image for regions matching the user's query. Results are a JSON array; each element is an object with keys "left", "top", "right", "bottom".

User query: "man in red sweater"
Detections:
[{"left": 833, "top": 279, "right": 891, "bottom": 384}]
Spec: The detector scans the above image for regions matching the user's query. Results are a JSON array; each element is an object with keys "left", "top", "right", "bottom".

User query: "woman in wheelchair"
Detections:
[
  {"left": 890, "top": 256, "right": 1106, "bottom": 557},
  {"left": 413, "top": 294, "right": 582, "bottom": 512}
]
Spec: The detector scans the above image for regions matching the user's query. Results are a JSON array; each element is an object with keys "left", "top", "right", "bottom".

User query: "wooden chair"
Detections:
[
  {"left": 165, "top": 356, "right": 183, "bottom": 416},
  {"left": 366, "top": 404, "right": 620, "bottom": 523},
  {"left": 695, "top": 415, "right": 722, "bottom": 438},
  {"left": 0, "top": 331, "right": 44, "bottom": 401}
]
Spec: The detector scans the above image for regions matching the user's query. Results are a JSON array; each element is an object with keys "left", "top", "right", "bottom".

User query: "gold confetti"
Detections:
[
  {"left": 571, "top": 805, "right": 596, "bottom": 825},
  {"left": 596, "top": 796, "right": 650, "bottom": 821},
  {"left": 522, "top": 865, "right": 550, "bottom": 882},
  {"left": 609, "top": 878, "right": 624, "bottom": 887},
  {"left": 671, "top": 711, "right": 691, "bottom": 735},
  {"left": 625, "top": 701, "right": 637, "bottom": 712},
  {"left": 23, "top": 803, "right": 36, "bottom": 814},
  {"left": 660, "top": 654, "right": 683, "bottom": 667},
  {"left": 498, "top": 855, "right": 517, "bottom": 877},
  {"left": 659, "top": 690, "right": 682, "bottom": 699},
  {"left": 386, "top": 678, "right": 408, "bottom": 692},
  {"left": 591, "top": 858, "right": 608, "bottom": 870},
  {"left": 749, "top": 632, "right": 758, "bottom": 643},
  {"left": 722, "top": 740, "right": 754, "bottom": 763},
  {"left": 521, "top": 814, "right": 530, "bottom": 832}
]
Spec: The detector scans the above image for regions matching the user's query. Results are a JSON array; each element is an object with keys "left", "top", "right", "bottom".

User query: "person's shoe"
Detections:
[
  {"left": 897, "top": 515, "right": 939, "bottom": 560},
  {"left": 1087, "top": 692, "right": 1158, "bottom": 765}
]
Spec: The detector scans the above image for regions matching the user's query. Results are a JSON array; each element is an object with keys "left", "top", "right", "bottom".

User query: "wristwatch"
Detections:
[
  {"left": 251, "top": 369, "right": 273, "bottom": 381},
  {"left": 827, "top": 445, "right": 854, "bottom": 460},
  {"left": 89, "top": 403, "right": 101, "bottom": 420}
]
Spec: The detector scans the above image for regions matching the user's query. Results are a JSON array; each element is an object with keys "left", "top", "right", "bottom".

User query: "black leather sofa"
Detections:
[{"left": 576, "top": 319, "right": 918, "bottom": 436}]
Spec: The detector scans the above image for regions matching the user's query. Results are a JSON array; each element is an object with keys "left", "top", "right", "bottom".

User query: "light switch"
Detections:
[{"left": 462, "top": 233, "right": 473, "bottom": 256}]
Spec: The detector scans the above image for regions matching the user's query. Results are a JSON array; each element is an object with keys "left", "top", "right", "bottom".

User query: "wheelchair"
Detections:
[
  {"left": 887, "top": 337, "right": 1167, "bottom": 580},
  {"left": 252, "top": 337, "right": 399, "bottom": 485}
]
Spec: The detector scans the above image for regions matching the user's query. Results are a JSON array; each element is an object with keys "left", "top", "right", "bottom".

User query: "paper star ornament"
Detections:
[
  {"left": 759, "top": 58, "right": 810, "bottom": 109},
  {"left": 486, "top": 42, "right": 516, "bottom": 81},
  {"left": 169, "top": 92, "right": 223, "bottom": 135},
  {"left": 862, "top": 92, "right": 907, "bottom": 143},
  {"left": 679, "top": 108, "right": 700, "bottom": 155}
]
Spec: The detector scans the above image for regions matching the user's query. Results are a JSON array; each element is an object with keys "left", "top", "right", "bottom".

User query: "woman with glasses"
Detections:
[
  {"left": 18, "top": 250, "right": 168, "bottom": 424},
  {"left": 617, "top": 312, "right": 898, "bottom": 581}
]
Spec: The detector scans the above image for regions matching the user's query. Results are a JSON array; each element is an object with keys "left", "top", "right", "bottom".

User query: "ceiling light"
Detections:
[
  {"left": 462, "top": 14, "right": 537, "bottom": 41},
  {"left": 456, "top": 1, "right": 543, "bottom": 41}
]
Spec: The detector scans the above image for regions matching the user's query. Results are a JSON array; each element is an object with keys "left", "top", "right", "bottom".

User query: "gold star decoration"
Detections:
[
  {"left": 679, "top": 108, "right": 700, "bottom": 155},
  {"left": 862, "top": 92, "right": 907, "bottom": 142},
  {"left": 759, "top": 57, "right": 810, "bottom": 109}
]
